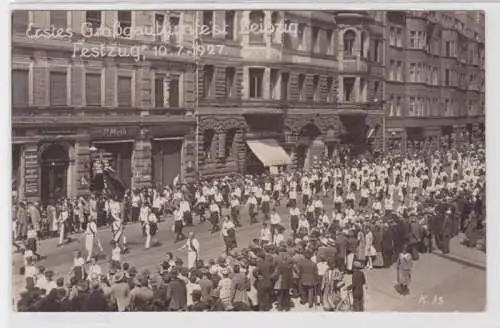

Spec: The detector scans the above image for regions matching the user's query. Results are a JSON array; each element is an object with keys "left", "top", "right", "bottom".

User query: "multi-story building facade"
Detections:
[
  {"left": 384, "top": 11, "right": 485, "bottom": 153},
  {"left": 11, "top": 10, "right": 484, "bottom": 204}
]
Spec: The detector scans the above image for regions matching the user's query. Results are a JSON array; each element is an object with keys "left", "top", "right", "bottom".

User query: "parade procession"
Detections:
[
  {"left": 12, "top": 141, "right": 486, "bottom": 312},
  {"left": 10, "top": 10, "right": 485, "bottom": 312}
]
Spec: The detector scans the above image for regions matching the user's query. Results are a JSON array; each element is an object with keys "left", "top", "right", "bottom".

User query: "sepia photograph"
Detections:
[{"left": 10, "top": 9, "right": 486, "bottom": 312}]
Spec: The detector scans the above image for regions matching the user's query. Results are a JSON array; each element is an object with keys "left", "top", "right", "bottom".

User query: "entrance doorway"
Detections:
[
  {"left": 93, "top": 142, "right": 133, "bottom": 190},
  {"left": 152, "top": 139, "right": 182, "bottom": 188},
  {"left": 296, "top": 124, "right": 322, "bottom": 170},
  {"left": 41, "top": 144, "right": 69, "bottom": 206}
]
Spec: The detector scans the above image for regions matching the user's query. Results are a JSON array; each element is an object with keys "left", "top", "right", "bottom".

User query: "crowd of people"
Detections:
[{"left": 13, "top": 141, "right": 486, "bottom": 312}]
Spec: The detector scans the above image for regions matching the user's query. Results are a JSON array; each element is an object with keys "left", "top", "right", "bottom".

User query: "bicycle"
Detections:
[{"left": 335, "top": 283, "right": 353, "bottom": 312}]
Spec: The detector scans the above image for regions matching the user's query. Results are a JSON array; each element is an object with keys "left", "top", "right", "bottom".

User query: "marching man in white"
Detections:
[
  {"left": 178, "top": 232, "right": 200, "bottom": 269},
  {"left": 110, "top": 198, "right": 127, "bottom": 252}
]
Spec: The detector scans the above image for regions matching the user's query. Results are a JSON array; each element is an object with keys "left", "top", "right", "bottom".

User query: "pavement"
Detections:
[{"left": 11, "top": 202, "right": 487, "bottom": 312}]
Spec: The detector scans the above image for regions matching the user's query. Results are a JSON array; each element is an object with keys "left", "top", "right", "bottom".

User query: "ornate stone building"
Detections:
[
  {"left": 196, "top": 10, "right": 385, "bottom": 177},
  {"left": 11, "top": 10, "right": 484, "bottom": 203},
  {"left": 384, "top": 11, "right": 485, "bottom": 153}
]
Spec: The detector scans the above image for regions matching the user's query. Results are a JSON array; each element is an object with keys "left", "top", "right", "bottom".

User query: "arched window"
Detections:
[
  {"left": 203, "top": 129, "right": 216, "bottom": 160},
  {"left": 343, "top": 30, "right": 356, "bottom": 56},
  {"left": 225, "top": 128, "right": 238, "bottom": 158},
  {"left": 249, "top": 11, "right": 265, "bottom": 43}
]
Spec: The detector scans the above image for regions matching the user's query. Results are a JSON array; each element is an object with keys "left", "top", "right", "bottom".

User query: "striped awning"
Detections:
[{"left": 246, "top": 139, "right": 292, "bottom": 167}]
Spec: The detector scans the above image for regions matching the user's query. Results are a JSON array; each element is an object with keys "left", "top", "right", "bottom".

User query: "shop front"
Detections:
[{"left": 89, "top": 126, "right": 139, "bottom": 190}]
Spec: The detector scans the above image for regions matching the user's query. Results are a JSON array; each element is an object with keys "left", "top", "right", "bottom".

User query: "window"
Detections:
[
  {"left": 327, "top": 30, "right": 334, "bottom": 55},
  {"left": 155, "top": 14, "right": 165, "bottom": 42},
  {"left": 344, "top": 30, "right": 356, "bottom": 56},
  {"left": 202, "top": 11, "right": 214, "bottom": 35},
  {"left": 117, "top": 76, "right": 132, "bottom": 107},
  {"left": 12, "top": 69, "right": 29, "bottom": 106},
  {"left": 389, "top": 60, "right": 395, "bottom": 80},
  {"left": 154, "top": 75, "right": 165, "bottom": 107},
  {"left": 326, "top": 76, "right": 333, "bottom": 102},
  {"left": 249, "top": 68, "right": 264, "bottom": 99},
  {"left": 270, "top": 69, "right": 279, "bottom": 100},
  {"left": 396, "top": 28, "right": 402, "bottom": 47},
  {"left": 169, "top": 76, "right": 180, "bottom": 108},
  {"left": 169, "top": 16, "right": 180, "bottom": 45},
  {"left": 445, "top": 41, "right": 451, "bottom": 57},
  {"left": 50, "top": 11, "right": 67, "bottom": 29},
  {"left": 389, "top": 27, "right": 396, "bottom": 46},
  {"left": 85, "top": 11, "right": 102, "bottom": 34},
  {"left": 409, "top": 97, "right": 416, "bottom": 115},
  {"left": 280, "top": 72, "right": 289, "bottom": 100},
  {"left": 389, "top": 96, "right": 395, "bottom": 116},
  {"left": 373, "top": 81, "right": 380, "bottom": 100},
  {"left": 312, "top": 27, "right": 320, "bottom": 53},
  {"left": 298, "top": 74, "right": 306, "bottom": 101},
  {"left": 313, "top": 75, "right": 320, "bottom": 102},
  {"left": 409, "top": 31, "right": 417, "bottom": 48},
  {"left": 225, "top": 129, "right": 237, "bottom": 158},
  {"left": 444, "top": 98, "right": 450, "bottom": 115},
  {"left": 396, "top": 97, "right": 402, "bottom": 116},
  {"left": 12, "top": 11, "right": 29, "bottom": 33},
  {"left": 249, "top": 11, "right": 265, "bottom": 43},
  {"left": 203, "top": 65, "right": 214, "bottom": 98},
  {"left": 374, "top": 39, "right": 381, "bottom": 62},
  {"left": 297, "top": 24, "right": 306, "bottom": 50},
  {"left": 85, "top": 73, "right": 101, "bottom": 106},
  {"left": 343, "top": 77, "right": 355, "bottom": 102},
  {"left": 117, "top": 11, "right": 132, "bottom": 37},
  {"left": 409, "top": 63, "right": 416, "bottom": 82},
  {"left": 49, "top": 71, "right": 67, "bottom": 106},
  {"left": 445, "top": 69, "right": 450, "bottom": 86},
  {"left": 225, "top": 67, "right": 235, "bottom": 98},
  {"left": 397, "top": 61, "right": 402, "bottom": 81},
  {"left": 203, "top": 130, "right": 215, "bottom": 160},
  {"left": 225, "top": 11, "right": 235, "bottom": 40}
]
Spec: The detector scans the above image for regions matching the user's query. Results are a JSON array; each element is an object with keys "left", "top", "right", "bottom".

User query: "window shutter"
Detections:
[
  {"left": 50, "top": 11, "right": 67, "bottom": 28},
  {"left": 50, "top": 72, "right": 67, "bottom": 106},
  {"left": 86, "top": 73, "right": 101, "bottom": 106},
  {"left": 12, "top": 70, "right": 29, "bottom": 106},
  {"left": 117, "top": 76, "right": 132, "bottom": 107}
]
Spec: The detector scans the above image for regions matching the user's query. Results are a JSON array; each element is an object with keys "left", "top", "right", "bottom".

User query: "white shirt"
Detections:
[{"left": 270, "top": 213, "right": 281, "bottom": 225}]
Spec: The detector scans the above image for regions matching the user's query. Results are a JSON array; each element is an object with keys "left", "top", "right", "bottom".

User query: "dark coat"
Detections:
[
  {"left": 297, "top": 258, "right": 318, "bottom": 287},
  {"left": 166, "top": 278, "right": 187, "bottom": 310},
  {"left": 83, "top": 290, "right": 110, "bottom": 311},
  {"left": 381, "top": 227, "right": 393, "bottom": 251},
  {"left": 335, "top": 234, "right": 347, "bottom": 258},
  {"left": 273, "top": 252, "right": 294, "bottom": 290}
]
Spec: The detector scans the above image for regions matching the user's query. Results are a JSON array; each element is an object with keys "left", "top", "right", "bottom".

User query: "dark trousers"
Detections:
[
  {"left": 277, "top": 289, "right": 290, "bottom": 311},
  {"left": 258, "top": 288, "right": 272, "bottom": 311},
  {"left": 382, "top": 249, "right": 393, "bottom": 267},
  {"left": 336, "top": 257, "right": 346, "bottom": 272},
  {"left": 353, "top": 295, "right": 364, "bottom": 312},
  {"left": 131, "top": 207, "right": 140, "bottom": 222},
  {"left": 300, "top": 284, "right": 315, "bottom": 307}
]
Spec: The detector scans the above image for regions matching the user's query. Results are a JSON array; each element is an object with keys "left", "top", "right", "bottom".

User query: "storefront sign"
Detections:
[
  {"left": 40, "top": 128, "right": 78, "bottom": 135},
  {"left": 90, "top": 126, "right": 140, "bottom": 139},
  {"left": 24, "top": 150, "right": 39, "bottom": 196}
]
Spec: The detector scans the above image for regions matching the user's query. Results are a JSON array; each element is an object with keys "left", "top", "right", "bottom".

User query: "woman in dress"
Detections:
[
  {"left": 364, "top": 225, "right": 376, "bottom": 270},
  {"left": 321, "top": 259, "right": 343, "bottom": 311},
  {"left": 221, "top": 215, "right": 237, "bottom": 254},
  {"left": 356, "top": 226, "right": 366, "bottom": 265},
  {"left": 396, "top": 244, "right": 413, "bottom": 294}
]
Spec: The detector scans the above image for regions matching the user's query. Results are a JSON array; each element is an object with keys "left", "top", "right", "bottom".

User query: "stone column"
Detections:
[
  {"left": 240, "top": 11, "right": 251, "bottom": 46},
  {"left": 132, "top": 131, "right": 152, "bottom": 189},
  {"left": 264, "top": 11, "right": 273, "bottom": 47},
  {"left": 183, "top": 132, "right": 196, "bottom": 183}
]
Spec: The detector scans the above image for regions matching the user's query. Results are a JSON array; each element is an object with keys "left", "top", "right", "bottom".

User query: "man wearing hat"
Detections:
[{"left": 109, "top": 271, "right": 131, "bottom": 311}]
